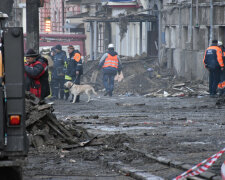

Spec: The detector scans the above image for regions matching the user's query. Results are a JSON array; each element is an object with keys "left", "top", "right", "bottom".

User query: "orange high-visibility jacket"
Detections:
[
  {"left": 203, "top": 46, "right": 224, "bottom": 69},
  {"left": 102, "top": 54, "right": 119, "bottom": 69},
  {"left": 218, "top": 49, "right": 225, "bottom": 90}
]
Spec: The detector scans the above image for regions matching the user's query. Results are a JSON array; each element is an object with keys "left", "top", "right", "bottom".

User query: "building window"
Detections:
[
  {"left": 182, "top": 26, "right": 188, "bottom": 49},
  {"left": 193, "top": 27, "right": 199, "bottom": 50}
]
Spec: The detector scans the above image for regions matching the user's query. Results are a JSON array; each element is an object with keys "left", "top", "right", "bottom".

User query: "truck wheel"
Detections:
[{"left": 0, "top": 166, "right": 22, "bottom": 180}]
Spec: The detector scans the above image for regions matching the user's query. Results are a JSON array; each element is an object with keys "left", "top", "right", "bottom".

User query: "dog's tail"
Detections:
[{"left": 91, "top": 87, "right": 97, "bottom": 95}]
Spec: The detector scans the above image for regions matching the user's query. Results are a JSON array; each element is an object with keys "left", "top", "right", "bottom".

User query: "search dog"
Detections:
[{"left": 64, "top": 81, "right": 97, "bottom": 103}]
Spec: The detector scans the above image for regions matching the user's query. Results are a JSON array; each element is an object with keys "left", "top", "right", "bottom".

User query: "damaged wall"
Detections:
[
  {"left": 161, "top": 0, "right": 225, "bottom": 80},
  {"left": 110, "top": 9, "right": 148, "bottom": 57}
]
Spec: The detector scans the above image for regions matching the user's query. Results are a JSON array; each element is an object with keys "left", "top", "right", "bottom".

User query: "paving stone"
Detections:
[
  {"left": 131, "top": 171, "right": 165, "bottom": 180},
  {"left": 119, "top": 166, "right": 145, "bottom": 174},
  {"left": 170, "top": 160, "right": 184, "bottom": 167},
  {"left": 181, "top": 163, "right": 194, "bottom": 170},
  {"left": 200, "top": 171, "right": 216, "bottom": 179},
  {"left": 212, "top": 175, "right": 222, "bottom": 180},
  {"left": 156, "top": 156, "right": 170, "bottom": 165}
]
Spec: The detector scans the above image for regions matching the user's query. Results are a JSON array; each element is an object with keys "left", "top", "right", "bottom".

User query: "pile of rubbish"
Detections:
[
  {"left": 82, "top": 57, "right": 209, "bottom": 97},
  {"left": 144, "top": 82, "right": 209, "bottom": 98},
  {"left": 25, "top": 92, "right": 93, "bottom": 149}
]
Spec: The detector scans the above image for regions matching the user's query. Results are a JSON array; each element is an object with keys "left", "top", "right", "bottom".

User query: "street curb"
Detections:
[
  {"left": 125, "top": 145, "right": 220, "bottom": 180},
  {"left": 107, "top": 161, "right": 165, "bottom": 180}
]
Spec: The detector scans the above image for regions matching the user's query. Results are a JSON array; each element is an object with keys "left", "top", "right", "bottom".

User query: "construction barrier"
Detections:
[{"left": 174, "top": 147, "right": 225, "bottom": 180}]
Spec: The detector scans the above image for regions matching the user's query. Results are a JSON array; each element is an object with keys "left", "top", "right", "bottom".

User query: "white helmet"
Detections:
[
  {"left": 218, "top": 41, "right": 223, "bottom": 46},
  {"left": 108, "top": 44, "right": 114, "bottom": 49}
]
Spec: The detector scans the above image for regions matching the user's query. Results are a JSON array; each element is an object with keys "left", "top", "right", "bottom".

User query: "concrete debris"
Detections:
[
  {"left": 69, "top": 159, "right": 76, "bottom": 163},
  {"left": 115, "top": 102, "right": 145, "bottom": 107},
  {"left": 25, "top": 92, "right": 92, "bottom": 149},
  {"left": 82, "top": 57, "right": 209, "bottom": 97},
  {"left": 163, "top": 91, "right": 170, "bottom": 97},
  {"left": 173, "top": 83, "right": 185, "bottom": 88},
  {"left": 171, "top": 92, "right": 185, "bottom": 97}
]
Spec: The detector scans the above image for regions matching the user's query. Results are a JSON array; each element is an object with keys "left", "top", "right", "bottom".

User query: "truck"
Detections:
[{"left": 0, "top": 12, "right": 29, "bottom": 180}]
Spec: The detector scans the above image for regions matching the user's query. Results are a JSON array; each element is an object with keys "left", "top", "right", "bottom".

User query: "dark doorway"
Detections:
[{"left": 147, "top": 4, "right": 158, "bottom": 56}]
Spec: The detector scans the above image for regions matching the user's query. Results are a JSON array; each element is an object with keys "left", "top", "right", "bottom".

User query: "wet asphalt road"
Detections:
[{"left": 24, "top": 94, "right": 225, "bottom": 179}]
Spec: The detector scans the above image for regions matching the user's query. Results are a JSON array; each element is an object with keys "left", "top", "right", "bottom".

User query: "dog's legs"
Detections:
[
  {"left": 91, "top": 87, "right": 97, "bottom": 95},
  {"left": 86, "top": 90, "right": 91, "bottom": 103},
  {"left": 87, "top": 94, "right": 90, "bottom": 103},
  {"left": 72, "top": 94, "right": 77, "bottom": 103}
]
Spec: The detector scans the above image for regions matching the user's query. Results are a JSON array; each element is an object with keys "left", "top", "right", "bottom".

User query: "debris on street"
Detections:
[
  {"left": 25, "top": 92, "right": 93, "bottom": 149},
  {"left": 82, "top": 57, "right": 209, "bottom": 97},
  {"left": 23, "top": 56, "right": 225, "bottom": 179}
]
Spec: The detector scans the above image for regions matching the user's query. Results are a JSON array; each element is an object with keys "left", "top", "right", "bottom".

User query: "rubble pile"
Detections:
[
  {"left": 25, "top": 92, "right": 92, "bottom": 149},
  {"left": 82, "top": 57, "right": 209, "bottom": 97}
]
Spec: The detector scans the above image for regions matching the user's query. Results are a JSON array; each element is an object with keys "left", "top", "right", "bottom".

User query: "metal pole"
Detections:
[
  {"left": 158, "top": 1, "right": 162, "bottom": 60},
  {"left": 189, "top": 0, "right": 193, "bottom": 48},
  {"left": 0, "top": 0, "right": 14, "bottom": 16},
  {"left": 90, "top": 22, "right": 93, "bottom": 60},
  {"left": 209, "top": 0, "right": 213, "bottom": 45},
  {"left": 94, "top": 21, "right": 97, "bottom": 60},
  {"left": 196, "top": 0, "right": 199, "bottom": 26},
  {"left": 62, "top": 0, "right": 65, "bottom": 33},
  {"left": 26, "top": 0, "right": 39, "bottom": 52}
]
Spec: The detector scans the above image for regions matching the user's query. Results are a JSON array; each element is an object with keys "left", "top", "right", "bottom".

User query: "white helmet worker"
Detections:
[
  {"left": 108, "top": 44, "right": 114, "bottom": 49},
  {"left": 218, "top": 41, "right": 223, "bottom": 46}
]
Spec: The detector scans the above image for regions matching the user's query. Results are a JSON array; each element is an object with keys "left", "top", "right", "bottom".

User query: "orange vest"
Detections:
[
  {"left": 103, "top": 54, "right": 119, "bottom": 69},
  {"left": 218, "top": 50, "right": 225, "bottom": 90},
  {"left": 203, "top": 46, "right": 224, "bottom": 68},
  {"left": 73, "top": 52, "right": 81, "bottom": 62}
]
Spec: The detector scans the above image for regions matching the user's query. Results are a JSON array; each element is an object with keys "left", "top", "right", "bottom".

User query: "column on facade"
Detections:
[
  {"left": 126, "top": 24, "right": 130, "bottom": 56},
  {"left": 26, "top": 0, "right": 39, "bottom": 52},
  {"left": 90, "top": 21, "right": 93, "bottom": 60},
  {"left": 145, "top": 21, "right": 149, "bottom": 54},
  {"left": 116, "top": 23, "right": 120, "bottom": 55},
  {"left": 139, "top": 22, "right": 142, "bottom": 55},
  {"left": 93, "top": 20, "right": 97, "bottom": 60},
  {"left": 133, "top": 23, "right": 137, "bottom": 56},
  {"left": 158, "top": 2, "right": 162, "bottom": 59}
]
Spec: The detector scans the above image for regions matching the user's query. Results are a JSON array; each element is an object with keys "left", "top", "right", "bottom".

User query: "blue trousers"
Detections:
[
  {"left": 209, "top": 69, "right": 220, "bottom": 95},
  {"left": 51, "top": 76, "right": 65, "bottom": 99},
  {"left": 103, "top": 69, "right": 117, "bottom": 93}
]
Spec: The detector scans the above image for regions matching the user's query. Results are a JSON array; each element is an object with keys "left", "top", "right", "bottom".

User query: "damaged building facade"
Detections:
[
  {"left": 130, "top": 0, "right": 225, "bottom": 81},
  {"left": 65, "top": 0, "right": 157, "bottom": 60},
  {"left": 67, "top": 0, "right": 225, "bottom": 81},
  {"left": 6, "top": 0, "right": 225, "bottom": 81},
  {"left": 160, "top": 0, "right": 225, "bottom": 80}
]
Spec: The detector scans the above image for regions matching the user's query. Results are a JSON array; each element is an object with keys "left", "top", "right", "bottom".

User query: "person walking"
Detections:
[
  {"left": 217, "top": 41, "right": 225, "bottom": 96},
  {"left": 203, "top": 40, "right": 224, "bottom": 97},
  {"left": 99, "top": 44, "right": 122, "bottom": 97},
  {"left": 51, "top": 44, "right": 67, "bottom": 100},
  {"left": 64, "top": 45, "right": 83, "bottom": 102},
  {"left": 24, "top": 48, "right": 50, "bottom": 100}
]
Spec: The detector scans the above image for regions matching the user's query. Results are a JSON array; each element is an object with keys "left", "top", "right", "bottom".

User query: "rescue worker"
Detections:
[
  {"left": 64, "top": 45, "right": 83, "bottom": 102},
  {"left": 203, "top": 40, "right": 224, "bottom": 97},
  {"left": 217, "top": 41, "right": 225, "bottom": 96},
  {"left": 49, "top": 47, "right": 56, "bottom": 99},
  {"left": 51, "top": 44, "right": 67, "bottom": 100},
  {"left": 40, "top": 47, "right": 54, "bottom": 97},
  {"left": 24, "top": 49, "right": 50, "bottom": 100},
  {"left": 41, "top": 47, "right": 54, "bottom": 71},
  {"left": 99, "top": 44, "right": 122, "bottom": 97}
]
